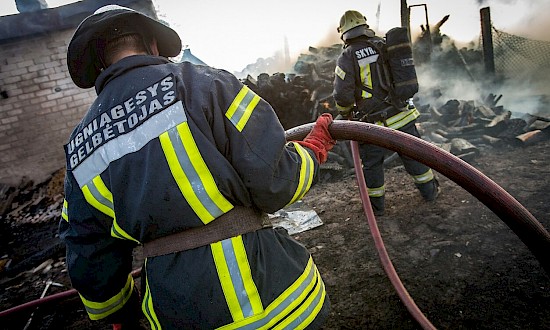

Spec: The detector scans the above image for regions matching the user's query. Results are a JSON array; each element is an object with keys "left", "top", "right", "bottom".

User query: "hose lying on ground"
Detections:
[{"left": 350, "top": 139, "right": 436, "bottom": 330}]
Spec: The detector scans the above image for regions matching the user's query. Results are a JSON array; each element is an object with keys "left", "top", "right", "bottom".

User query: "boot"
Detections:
[
  {"left": 369, "top": 196, "right": 385, "bottom": 216},
  {"left": 418, "top": 178, "right": 440, "bottom": 201}
]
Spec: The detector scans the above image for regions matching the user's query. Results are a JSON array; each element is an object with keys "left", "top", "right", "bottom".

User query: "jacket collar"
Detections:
[{"left": 95, "top": 55, "right": 171, "bottom": 93}]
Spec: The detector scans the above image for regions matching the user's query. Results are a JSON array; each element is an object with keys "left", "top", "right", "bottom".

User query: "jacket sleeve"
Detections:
[
  {"left": 207, "top": 69, "right": 320, "bottom": 213},
  {"left": 333, "top": 51, "right": 357, "bottom": 112},
  {"left": 58, "top": 172, "right": 140, "bottom": 323}
]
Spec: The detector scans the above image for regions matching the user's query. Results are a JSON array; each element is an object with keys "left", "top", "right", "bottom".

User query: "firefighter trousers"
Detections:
[{"left": 358, "top": 120, "right": 438, "bottom": 212}]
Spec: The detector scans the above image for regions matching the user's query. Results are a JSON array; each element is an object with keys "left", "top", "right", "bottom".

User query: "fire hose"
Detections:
[
  {"left": 348, "top": 139, "right": 435, "bottom": 330},
  {"left": 285, "top": 120, "right": 550, "bottom": 275},
  {"left": 286, "top": 119, "right": 550, "bottom": 329},
  {"left": 1, "top": 120, "right": 549, "bottom": 326}
]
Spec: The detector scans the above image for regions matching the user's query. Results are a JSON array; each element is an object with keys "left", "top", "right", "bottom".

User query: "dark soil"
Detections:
[{"left": 1, "top": 139, "right": 549, "bottom": 330}]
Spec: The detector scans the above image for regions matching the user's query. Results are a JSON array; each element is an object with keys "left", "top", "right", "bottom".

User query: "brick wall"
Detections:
[
  {"left": 0, "top": 29, "right": 96, "bottom": 186},
  {"left": 0, "top": 0, "right": 157, "bottom": 186}
]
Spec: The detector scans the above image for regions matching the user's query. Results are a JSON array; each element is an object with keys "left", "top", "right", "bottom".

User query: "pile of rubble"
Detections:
[
  {"left": 240, "top": 43, "right": 550, "bottom": 170},
  {"left": 0, "top": 168, "right": 65, "bottom": 278},
  {"left": 0, "top": 168, "right": 64, "bottom": 226},
  {"left": 242, "top": 44, "right": 342, "bottom": 130},
  {"left": 416, "top": 95, "right": 550, "bottom": 162}
]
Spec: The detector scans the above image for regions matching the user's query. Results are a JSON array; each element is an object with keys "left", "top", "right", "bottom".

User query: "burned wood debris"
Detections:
[
  {"left": 416, "top": 94, "right": 550, "bottom": 162},
  {"left": 242, "top": 44, "right": 342, "bottom": 130},
  {"left": 241, "top": 43, "right": 550, "bottom": 170},
  {"left": 0, "top": 169, "right": 65, "bottom": 280}
]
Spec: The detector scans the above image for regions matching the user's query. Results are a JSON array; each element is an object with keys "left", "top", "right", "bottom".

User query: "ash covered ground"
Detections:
[{"left": 1, "top": 137, "right": 549, "bottom": 329}]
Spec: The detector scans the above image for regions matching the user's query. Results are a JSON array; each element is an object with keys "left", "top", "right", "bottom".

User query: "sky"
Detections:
[{"left": 2, "top": 0, "right": 550, "bottom": 74}]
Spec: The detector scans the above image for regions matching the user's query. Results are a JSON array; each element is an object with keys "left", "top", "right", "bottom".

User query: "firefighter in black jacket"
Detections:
[
  {"left": 333, "top": 10, "right": 439, "bottom": 216},
  {"left": 60, "top": 5, "right": 335, "bottom": 329}
]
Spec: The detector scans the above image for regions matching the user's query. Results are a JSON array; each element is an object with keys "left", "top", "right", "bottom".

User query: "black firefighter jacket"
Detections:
[
  {"left": 333, "top": 35, "right": 419, "bottom": 129},
  {"left": 59, "top": 55, "right": 329, "bottom": 329}
]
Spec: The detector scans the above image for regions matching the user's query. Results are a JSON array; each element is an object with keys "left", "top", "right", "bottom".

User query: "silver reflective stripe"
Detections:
[
  {"left": 413, "top": 169, "right": 434, "bottom": 184},
  {"left": 238, "top": 263, "right": 317, "bottom": 330},
  {"left": 221, "top": 239, "right": 254, "bottom": 317},
  {"left": 87, "top": 181, "right": 114, "bottom": 211},
  {"left": 73, "top": 101, "right": 187, "bottom": 187},
  {"left": 279, "top": 275, "right": 325, "bottom": 329},
  {"left": 166, "top": 126, "right": 225, "bottom": 219}
]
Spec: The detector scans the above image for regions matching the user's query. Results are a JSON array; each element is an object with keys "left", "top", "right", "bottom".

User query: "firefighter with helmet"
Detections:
[
  {"left": 333, "top": 10, "right": 439, "bottom": 215},
  {"left": 59, "top": 4, "right": 334, "bottom": 329}
]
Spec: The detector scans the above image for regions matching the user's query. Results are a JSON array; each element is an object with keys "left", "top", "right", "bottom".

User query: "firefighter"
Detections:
[
  {"left": 333, "top": 10, "right": 439, "bottom": 216},
  {"left": 60, "top": 5, "right": 334, "bottom": 329}
]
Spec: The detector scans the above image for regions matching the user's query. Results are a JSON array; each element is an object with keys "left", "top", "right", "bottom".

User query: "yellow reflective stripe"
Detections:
[
  {"left": 273, "top": 268, "right": 326, "bottom": 330},
  {"left": 142, "top": 259, "right": 162, "bottom": 330},
  {"left": 360, "top": 63, "right": 372, "bottom": 98},
  {"left": 211, "top": 236, "right": 263, "bottom": 322},
  {"left": 226, "top": 85, "right": 260, "bottom": 132},
  {"left": 334, "top": 65, "right": 346, "bottom": 80},
  {"left": 413, "top": 169, "right": 434, "bottom": 184},
  {"left": 287, "top": 142, "right": 315, "bottom": 205},
  {"left": 62, "top": 199, "right": 69, "bottom": 222},
  {"left": 233, "top": 238, "right": 263, "bottom": 316},
  {"left": 160, "top": 123, "right": 233, "bottom": 224},
  {"left": 81, "top": 176, "right": 139, "bottom": 242},
  {"left": 376, "top": 108, "right": 420, "bottom": 129},
  {"left": 335, "top": 103, "right": 353, "bottom": 112},
  {"left": 111, "top": 219, "right": 140, "bottom": 243},
  {"left": 79, "top": 274, "right": 134, "bottom": 321},
  {"left": 368, "top": 185, "right": 385, "bottom": 198},
  {"left": 82, "top": 176, "right": 115, "bottom": 218},
  {"left": 216, "top": 257, "right": 324, "bottom": 330}
]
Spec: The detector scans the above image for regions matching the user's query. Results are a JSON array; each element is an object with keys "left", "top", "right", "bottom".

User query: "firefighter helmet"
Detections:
[
  {"left": 67, "top": 5, "right": 181, "bottom": 89},
  {"left": 337, "top": 10, "right": 368, "bottom": 35}
]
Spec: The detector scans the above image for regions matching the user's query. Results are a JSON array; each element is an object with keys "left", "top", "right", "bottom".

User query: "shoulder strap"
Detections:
[{"left": 354, "top": 39, "right": 392, "bottom": 109}]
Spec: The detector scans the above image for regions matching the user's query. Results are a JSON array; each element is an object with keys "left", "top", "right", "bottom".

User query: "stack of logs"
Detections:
[{"left": 240, "top": 45, "right": 550, "bottom": 168}]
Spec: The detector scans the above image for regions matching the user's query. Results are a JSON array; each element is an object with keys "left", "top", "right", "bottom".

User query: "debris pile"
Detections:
[
  {"left": 0, "top": 169, "right": 65, "bottom": 279},
  {"left": 415, "top": 94, "right": 550, "bottom": 162},
  {"left": 242, "top": 45, "right": 341, "bottom": 130},
  {"left": 240, "top": 44, "right": 550, "bottom": 170},
  {"left": 0, "top": 168, "right": 64, "bottom": 226}
]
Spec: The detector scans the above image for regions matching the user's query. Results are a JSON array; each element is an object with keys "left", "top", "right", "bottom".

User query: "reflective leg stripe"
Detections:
[
  {"left": 273, "top": 268, "right": 326, "bottom": 330},
  {"left": 79, "top": 274, "right": 135, "bottom": 321},
  {"left": 376, "top": 108, "right": 420, "bottom": 129},
  {"left": 335, "top": 103, "right": 354, "bottom": 113},
  {"left": 360, "top": 63, "right": 372, "bottom": 99},
  {"left": 62, "top": 199, "right": 68, "bottom": 222},
  {"left": 82, "top": 175, "right": 114, "bottom": 218},
  {"left": 216, "top": 257, "right": 326, "bottom": 330},
  {"left": 287, "top": 142, "right": 315, "bottom": 205},
  {"left": 142, "top": 260, "right": 162, "bottom": 330},
  {"left": 367, "top": 185, "right": 385, "bottom": 198},
  {"left": 226, "top": 85, "right": 260, "bottom": 132},
  {"left": 211, "top": 236, "right": 264, "bottom": 321},
  {"left": 160, "top": 122, "right": 233, "bottom": 225},
  {"left": 412, "top": 169, "right": 434, "bottom": 184}
]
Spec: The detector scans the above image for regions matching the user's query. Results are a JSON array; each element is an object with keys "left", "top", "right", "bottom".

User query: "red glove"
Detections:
[{"left": 295, "top": 113, "right": 336, "bottom": 164}]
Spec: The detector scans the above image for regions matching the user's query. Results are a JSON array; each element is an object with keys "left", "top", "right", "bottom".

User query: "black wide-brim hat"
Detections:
[{"left": 67, "top": 5, "right": 181, "bottom": 89}]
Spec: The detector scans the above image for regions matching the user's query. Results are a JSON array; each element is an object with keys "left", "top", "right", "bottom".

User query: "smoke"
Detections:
[
  {"left": 411, "top": 0, "right": 550, "bottom": 118},
  {"left": 509, "top": 2, "right": 550, "bottom": 42}
]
